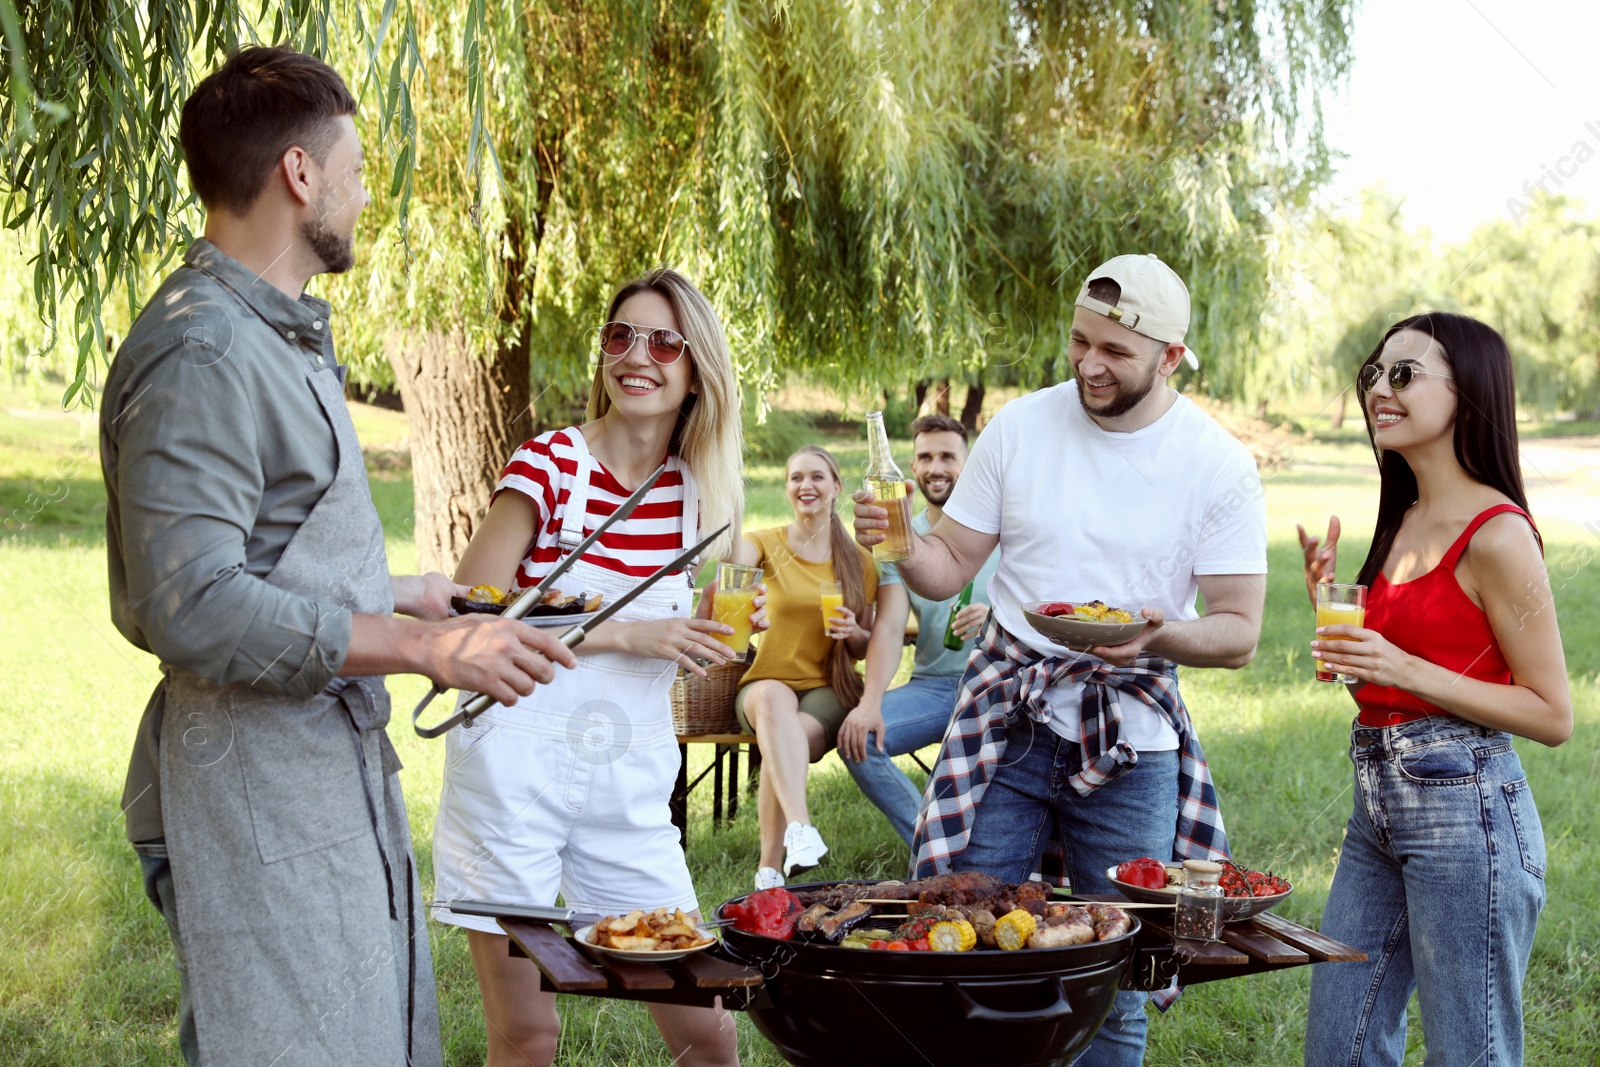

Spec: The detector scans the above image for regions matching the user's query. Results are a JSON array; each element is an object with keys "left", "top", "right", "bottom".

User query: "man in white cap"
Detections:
[{"left": 853, "top": 254, "right": 1267, "bottom": 1067}]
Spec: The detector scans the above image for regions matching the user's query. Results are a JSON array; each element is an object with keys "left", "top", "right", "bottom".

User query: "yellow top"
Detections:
[{"left": 741, "top": 526, "right": 879, "bottom": 692}]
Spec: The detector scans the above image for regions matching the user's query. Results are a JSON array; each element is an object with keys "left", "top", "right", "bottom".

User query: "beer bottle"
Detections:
[
  {"left": 943, "top": 581, "right": 975, "bottom": 651},
  {"left": 864, "top": 411, "right": 913, "bottom": 562}
]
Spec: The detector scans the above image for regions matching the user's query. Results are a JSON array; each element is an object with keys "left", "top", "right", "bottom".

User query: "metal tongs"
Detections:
[{"left": 413, "top": 463, "right": 730, "bottom": 737}]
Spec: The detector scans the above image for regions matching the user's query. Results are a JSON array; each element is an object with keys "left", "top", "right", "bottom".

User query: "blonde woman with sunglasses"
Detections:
[{"left": 431, "top": 269, "right": 754, "bottom": 1067}]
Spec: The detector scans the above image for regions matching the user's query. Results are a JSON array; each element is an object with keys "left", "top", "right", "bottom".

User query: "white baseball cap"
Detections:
[{"left": 1074, "top": 253, "right": 1200, "bottom": 370}]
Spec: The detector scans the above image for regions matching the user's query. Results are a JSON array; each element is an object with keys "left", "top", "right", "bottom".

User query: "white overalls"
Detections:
[{"left": 432, "top": 432, "right": 702, "bottom": 932}]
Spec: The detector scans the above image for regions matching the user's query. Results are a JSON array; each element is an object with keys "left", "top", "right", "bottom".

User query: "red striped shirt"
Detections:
[{"left": 495, "top": 429, "right": 690, "bottom": 584}]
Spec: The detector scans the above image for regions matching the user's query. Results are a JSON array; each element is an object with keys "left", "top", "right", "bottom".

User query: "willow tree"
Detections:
[{"left": 3, "top": 0, "right": 1355, "bottom": 570}]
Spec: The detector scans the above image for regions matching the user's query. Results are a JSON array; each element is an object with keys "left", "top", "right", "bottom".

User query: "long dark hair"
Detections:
[
  {"left": 1355, "top": 312, "right": 1530, "bottom": 587},
  {"left": 789, "top": 445, "right": 866, "bottom": 709}
]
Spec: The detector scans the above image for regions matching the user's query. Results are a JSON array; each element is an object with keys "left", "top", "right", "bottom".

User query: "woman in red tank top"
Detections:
[{"left": 1295, "top": 312, "right": 1571, "bottom": 1067}]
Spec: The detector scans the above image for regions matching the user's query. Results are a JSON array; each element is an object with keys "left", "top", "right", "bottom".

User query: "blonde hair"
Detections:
[
  {"left": 789, "top": 445, "right": 866, "bottom": 709},
  {"left": 587, "top": 268, "right": 744, "bottom": 561}
]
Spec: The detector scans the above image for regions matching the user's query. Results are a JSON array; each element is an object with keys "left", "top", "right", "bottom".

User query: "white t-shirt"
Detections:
[{"left": 942, "top": 381, "right": 1268, "bottom": 750}]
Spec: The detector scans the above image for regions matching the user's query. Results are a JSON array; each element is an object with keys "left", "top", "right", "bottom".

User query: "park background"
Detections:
[{"left": 3, "top": 0, "right": 1599, "bottom": 1062}]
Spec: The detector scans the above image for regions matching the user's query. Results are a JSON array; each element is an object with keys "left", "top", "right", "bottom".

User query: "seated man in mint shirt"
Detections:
[{"left": 838, "top": 414, "right": 1000, "bottom": 846}]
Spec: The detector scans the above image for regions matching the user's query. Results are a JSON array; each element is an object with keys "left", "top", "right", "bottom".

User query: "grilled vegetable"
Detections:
[
  {"left": 968, "top": 908, "right": 997, "bottom": 948},
  {"left": 994, "top": 909, "right": 1037, "bottom": 951},
  {"left": 928, "top": 919, "right": 977, "bottom": 952},
  {"left": 817, "top": 901, "right": 875, "bottom": 942},
  {"left": 467, "top": 584, "right": 506, "bottom": 604},
  {"left": 794, "top": 903, "right": 831, "bottom": 936}
]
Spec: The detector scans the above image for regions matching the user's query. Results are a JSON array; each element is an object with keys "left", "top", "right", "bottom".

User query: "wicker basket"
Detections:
[{"left": 670, "top": 652, "right": 752, "bottom": 736}]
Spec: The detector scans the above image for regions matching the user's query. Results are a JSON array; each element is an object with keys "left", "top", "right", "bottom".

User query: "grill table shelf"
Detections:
[
  {"left": 498, "top": 899, "right": 1363, "bottom": 1006},
  {"left": 500, "top": 919, "right": 766, "bottom": 1010},
  {"left": 1086, "top": 894, "right": 1366, "bottom": 991}
]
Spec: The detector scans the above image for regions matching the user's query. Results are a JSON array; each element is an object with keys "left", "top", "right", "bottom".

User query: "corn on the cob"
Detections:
[
  {"left": 994, "top": 909, "right": 1037, "bottom": 951},
  {"left": 927, "top": 919, "right": 976, "bottom": 952}
]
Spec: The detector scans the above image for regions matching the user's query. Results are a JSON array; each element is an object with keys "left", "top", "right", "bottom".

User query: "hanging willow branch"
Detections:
[{"left": 1, "top": 0, "right": 1355, "bottom": 407}]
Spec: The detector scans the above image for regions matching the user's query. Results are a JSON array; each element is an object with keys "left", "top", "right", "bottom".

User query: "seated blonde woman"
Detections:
[{"left": 729, "top": 445, "right": 879, "bottom": 890}]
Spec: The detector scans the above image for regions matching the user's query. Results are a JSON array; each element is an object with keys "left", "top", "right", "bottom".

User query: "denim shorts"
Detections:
[{"left": 1306, "top": 715, "right": 1547, "bottom": 1067}]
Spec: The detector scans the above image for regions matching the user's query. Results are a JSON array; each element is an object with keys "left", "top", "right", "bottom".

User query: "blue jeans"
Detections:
[
  {"left": 954, "top": 714, "right": 1178, "bottom": 1067},
  {"left": 135, "top": 841, "right": 200, "bottom": 1066},
  {"left": 843, "top": 675, "right": 962, "bottom": 845},
  {"left": 1306, "top": 716, "right": 1546, "bottom": 1067}
]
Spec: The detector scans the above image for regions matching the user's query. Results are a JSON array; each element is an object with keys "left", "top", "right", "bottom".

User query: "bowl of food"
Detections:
[
  {"left": 1106, "top": 858, "right": 1293, "bottom": 923},
  {"left": 574, "top": 907, "right": 718, "bottom": 961},
  {"left": 1023, "top": 600, "right": 1146, "bottom": 651}
]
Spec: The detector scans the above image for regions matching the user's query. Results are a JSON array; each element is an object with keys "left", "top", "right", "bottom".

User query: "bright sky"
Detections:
[{"left": 1318, "top": 0, "right": 1600, "bottom": 242}]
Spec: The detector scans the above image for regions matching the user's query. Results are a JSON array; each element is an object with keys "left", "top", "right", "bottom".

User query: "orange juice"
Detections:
[
  {"left": 713, "top": 587, "right": 757, "bottom": 653},
  {"left": 819, "top": 592, "right": 845, "bottom": 631},
  {"left": 1315, "top": 599, "right": 1365, "bottom": 683}
]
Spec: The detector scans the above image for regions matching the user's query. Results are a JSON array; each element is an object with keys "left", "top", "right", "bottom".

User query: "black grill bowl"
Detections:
[{"left": 716, "top": 881, "right": 1137, "bottom": 1067}]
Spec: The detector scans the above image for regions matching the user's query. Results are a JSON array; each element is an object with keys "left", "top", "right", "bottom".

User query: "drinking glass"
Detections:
[
  {"left": 712, "top": 563, "right": 762, "bottom": 654},
  {"left": 819, "top": 580, "right": 845, "bottom": 635},
  {"left": 1315, "top": 583, "right": 1367, "bottom": 684}
]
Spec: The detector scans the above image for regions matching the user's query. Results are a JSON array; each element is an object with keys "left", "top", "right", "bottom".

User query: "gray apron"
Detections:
[{"left": 159, "top": 361, "right": 442, "bottom": 1066}]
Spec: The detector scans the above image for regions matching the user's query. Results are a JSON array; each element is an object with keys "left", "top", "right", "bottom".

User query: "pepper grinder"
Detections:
[{"left": 1175, "top": 859, "right": 1225, "bottom": 942}]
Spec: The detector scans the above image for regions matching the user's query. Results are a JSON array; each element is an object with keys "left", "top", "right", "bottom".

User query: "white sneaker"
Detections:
[
  {"left": 782, "top": 822, "right": 828, "bottom": 878},
  {"left": 754, "top": 866, "right": 785, "bottom": 891}
]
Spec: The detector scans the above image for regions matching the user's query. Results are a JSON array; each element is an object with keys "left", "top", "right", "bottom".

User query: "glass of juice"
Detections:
[
  {"left": 1315, "top": 582, "right": 1367, "bottom": 684},
  {"left": 819, "top": 580, "right": 845, "bottom": 634},
  {"left": 712, "top": 563, "right": 762, "bottom": 655}
]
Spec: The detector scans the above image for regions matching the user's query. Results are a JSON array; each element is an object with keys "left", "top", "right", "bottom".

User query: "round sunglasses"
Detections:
[
  {"left": 1358, "top": 360, "right": 1453, "bottom": 393},
  {"left": 596, "top": 321, "right": 689, "bottom": 365}
]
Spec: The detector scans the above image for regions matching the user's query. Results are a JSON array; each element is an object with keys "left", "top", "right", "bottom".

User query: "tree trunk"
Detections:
[
  {"left": 959, "top": 379, "right": 986, "bottom": 431},
  {"left": 914, "top": 379, "right": 929, "bottom": 413},
  {"left": 1329, "top": 389, "right": 1347, "bottom": 430},
  {"left": 390, "top": 330, "right": 531, "bottom": 575},
  {"left": 929, "top": 378, "right": 952, "bottom": 416}
]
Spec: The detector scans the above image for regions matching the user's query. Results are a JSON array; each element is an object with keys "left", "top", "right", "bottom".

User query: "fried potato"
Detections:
[
  {"left": 587, "top": 906, "right": 713, "bottom": 951},
  {"left": 608, "top": 935, "right": 662, "bottom": 951},
  {"left": 656, "top": 921, "right": 697, "bottom": 939}
]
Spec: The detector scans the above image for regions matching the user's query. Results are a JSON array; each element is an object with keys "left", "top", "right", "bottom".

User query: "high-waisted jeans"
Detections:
[{"left": 1305, "top": 715, "right": 1547, "bottom": 1067}]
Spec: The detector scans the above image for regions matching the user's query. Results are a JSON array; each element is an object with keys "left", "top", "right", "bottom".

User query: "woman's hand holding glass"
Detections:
[
  {"left": 1311, "top": 623, "right": 1415, "bottom": 689},
  {"left": 698, "top": 569, "right": 769, "bottom": 655},
  {"left": 825, "top": 604, "right": 865, "bottom": 643},
  {"left": 613, "top": 617, "right": 738, "bottom": 678}
]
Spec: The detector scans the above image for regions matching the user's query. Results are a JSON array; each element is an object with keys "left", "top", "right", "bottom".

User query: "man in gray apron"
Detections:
[{"left": 100, "top": 47, "right": 575, "bottom": 1065}]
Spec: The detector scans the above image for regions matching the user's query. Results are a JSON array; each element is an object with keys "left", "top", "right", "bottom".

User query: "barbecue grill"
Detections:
[
  {"left": 475, "top": 878, "right": 1366, "bottom": 1067},
  {"left": 717, "top": 882, "right": 1137, "bottom": 1066}
]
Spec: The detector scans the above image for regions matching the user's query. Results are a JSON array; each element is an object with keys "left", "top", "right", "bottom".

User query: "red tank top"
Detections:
[{"left": 1357, "top": 503, "right": 1537, "bottom": 727}]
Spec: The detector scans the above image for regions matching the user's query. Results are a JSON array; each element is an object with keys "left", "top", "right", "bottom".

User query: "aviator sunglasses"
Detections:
[
  {"left": 1358, "top": 360, "right": 1453, "bottom": 393},
  {"left": 596, "top": 320, "right": 689, "bottom": 365}
]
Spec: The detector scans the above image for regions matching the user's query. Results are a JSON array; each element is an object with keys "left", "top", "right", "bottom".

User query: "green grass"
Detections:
[{"left": 1, "top": 380, "right": 1597, "bottom": 1065}]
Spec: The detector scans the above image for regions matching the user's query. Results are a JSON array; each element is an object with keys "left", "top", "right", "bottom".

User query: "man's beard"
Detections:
[
  {"left": 302, "top": 204, "right": 355, "bottom": 275},
  {"left": 916, "top": 473, "right": 954, "bottom": 507},
  {"left": 1078, "top": 358, "right": 1159, "bottom": 419}
]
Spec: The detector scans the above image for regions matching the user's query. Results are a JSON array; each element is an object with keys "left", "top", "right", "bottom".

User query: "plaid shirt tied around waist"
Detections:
[{"left": 911, "top": 615, "right": 1230, "bottom": 882}]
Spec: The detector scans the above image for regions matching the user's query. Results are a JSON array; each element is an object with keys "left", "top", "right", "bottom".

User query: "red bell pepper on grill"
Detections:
[{"left": 724, "top": 887, "right": 803, "bottom": 940}]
